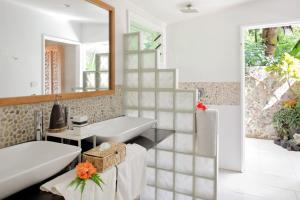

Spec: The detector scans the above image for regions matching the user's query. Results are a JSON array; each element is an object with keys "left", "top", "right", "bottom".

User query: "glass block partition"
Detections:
[
  {"left": 124, "top": 33, "right": 218, "bottom": 200},
  {"left": 82, "top": 53, "right": 109, "bottom": 91}
]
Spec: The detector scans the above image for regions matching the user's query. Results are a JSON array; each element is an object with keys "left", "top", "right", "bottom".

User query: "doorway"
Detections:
[
  {"left": 44, "top": 43, "right": 64, "bottom": 94},
  {"left": 43, "top": 36, "right": 81, "bottom": 95},
  {"left": 241, "top": 22, "right": 300, "bottom": 174}
]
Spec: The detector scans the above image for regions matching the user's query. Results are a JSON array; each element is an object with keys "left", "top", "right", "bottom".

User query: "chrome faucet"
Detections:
[
  {"left": 34, "top": 110, "right": 43, "bottom": 141},
  {"left": 65, "top": 106, "right": 74, "bottom": 130}
]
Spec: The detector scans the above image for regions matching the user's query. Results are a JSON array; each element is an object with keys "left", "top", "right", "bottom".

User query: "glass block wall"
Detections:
[{"left": 124, "top": 33, "right": 218, "bottom": 200}]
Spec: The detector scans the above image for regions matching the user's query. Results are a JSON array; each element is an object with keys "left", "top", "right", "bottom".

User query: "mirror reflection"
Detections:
[{"left": 0, "top": 0, "right": 110, "bottom": 98}]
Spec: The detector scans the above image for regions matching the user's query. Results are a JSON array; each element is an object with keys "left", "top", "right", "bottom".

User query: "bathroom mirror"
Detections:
[{"left": 0, "top": 0, "right": 115, "bottom": 106}]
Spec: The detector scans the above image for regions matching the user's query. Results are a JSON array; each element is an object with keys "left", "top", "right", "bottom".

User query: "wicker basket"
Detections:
[{"left": 82, "top": 143, "right": 126, "bottom": 173}]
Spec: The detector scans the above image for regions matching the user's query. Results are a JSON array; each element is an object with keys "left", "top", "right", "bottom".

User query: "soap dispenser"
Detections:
[{"left": 48, "top": 97, "right": 67, "bottom": 133}]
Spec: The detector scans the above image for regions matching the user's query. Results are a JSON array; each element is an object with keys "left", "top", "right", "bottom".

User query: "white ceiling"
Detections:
[
  {"left": 128, "top": 0, "right": 260, "bottom": 24},
  {"left": 6, "top": 0, "right": 109, "bottom": 23}
]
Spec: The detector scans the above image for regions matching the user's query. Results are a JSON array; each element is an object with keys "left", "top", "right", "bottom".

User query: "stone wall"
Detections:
[
  {"left": 245, "top": 67, "right": 298, "bottom": 139},
  {"left": 179, "top": 82, "right": 240, "bottom": 105},
  {"left": 179, "top": 78, "right": 299, "bottom": 140},
  {"left": 0, "top": 86, "right": 123, "bottom": 148}
]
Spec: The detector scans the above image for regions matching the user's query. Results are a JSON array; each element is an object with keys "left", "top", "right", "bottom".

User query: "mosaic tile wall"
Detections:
[
  {"left": 0, "top": 86, "right": 123, "bottom": 149},
  {"left": 179, "top": 82, "right": 240, "bottom": 105}
]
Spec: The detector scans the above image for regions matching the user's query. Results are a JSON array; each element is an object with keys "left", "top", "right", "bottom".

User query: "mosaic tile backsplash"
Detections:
[
  {"left": 0, "top": 86, "right": 123, "bottom": 149},
  {"left": 0, "top": 82, "right": 241, "bottom": 148},
  {"left": 179, "top": 82, "right": 241, "bottom": 105}
]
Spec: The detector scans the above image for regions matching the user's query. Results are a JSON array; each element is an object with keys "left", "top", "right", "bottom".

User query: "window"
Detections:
[
  {"left": 128, "top": 11, "right": 165, "bottom": 67},
  {"left": 130, "top": 21, "right": 161, "bottom": 50}
]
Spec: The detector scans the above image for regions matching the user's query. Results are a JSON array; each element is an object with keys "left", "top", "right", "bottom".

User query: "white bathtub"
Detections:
[
  {"left": 85, "top": 116, "right": 157, "bottom": 143},
  {"left": 0, "top": 141, "right": 81, "bottom": 199}
]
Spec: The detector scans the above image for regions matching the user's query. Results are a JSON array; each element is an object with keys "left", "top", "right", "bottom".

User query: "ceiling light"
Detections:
[
  {"left": 180, "top": 3, "right": 199, "bottom": 13},
  {"left": 64, "top": 4, "right": 71, "bottom": 8}
]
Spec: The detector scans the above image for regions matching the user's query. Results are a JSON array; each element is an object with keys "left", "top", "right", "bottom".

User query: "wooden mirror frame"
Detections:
[{"left": 0, "top": 0, "right": 115, "bottom": 106}]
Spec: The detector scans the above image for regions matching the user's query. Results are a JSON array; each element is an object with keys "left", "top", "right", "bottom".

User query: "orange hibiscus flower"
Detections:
[{"left": 76, "top": 162, "right": 97, "bottom": 180}]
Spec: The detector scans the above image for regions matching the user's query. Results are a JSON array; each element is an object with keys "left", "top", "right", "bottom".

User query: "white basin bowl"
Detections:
[
  {"left": 0, "top": 141, "right": 81, "bottom": 199},
  {"left": 84, "top": 116, "right": 157, "bottom": 143}
]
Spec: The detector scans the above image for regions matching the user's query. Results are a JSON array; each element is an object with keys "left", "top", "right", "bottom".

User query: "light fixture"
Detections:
[
  {"left": 180, "top": 3, "right": 199, "bottom": 13},
  {"left": 63, "top": 4, "right": 71, "bottom": 8}
]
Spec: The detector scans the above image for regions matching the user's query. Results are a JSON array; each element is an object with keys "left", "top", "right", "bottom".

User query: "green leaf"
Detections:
[
  {"left": 289, "top": 39, "right": 300, "bottom": 59},
  {"left": 80, "top": 180, "right": 86, "bottom": 194},
  {"left": 69, "top": 178, "right": 78, "bottom": 187},
  {"left": 68, "top": 177, "right": 83, "bottom": 191},
  {"left": 296, "top": 100, "right": 300, "bottom": 110},
  {"left": 91, "top": 174, "right": 104, "bottom": 190}
]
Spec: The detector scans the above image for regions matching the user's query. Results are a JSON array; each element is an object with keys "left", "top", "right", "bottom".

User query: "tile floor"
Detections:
[{"left": 219, "top": 138, "right": 300, "bottom": 200}]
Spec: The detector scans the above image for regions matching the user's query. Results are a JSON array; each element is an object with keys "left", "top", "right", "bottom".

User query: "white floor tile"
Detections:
[
  {"left": 219, "top": 138, "right": 300, "bottom": 200},
  {"left": 219, "top": 190, "right": 269, "bottom": 200}
]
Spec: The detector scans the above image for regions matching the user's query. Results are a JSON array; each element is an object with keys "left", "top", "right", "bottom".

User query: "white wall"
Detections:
[
  {"left": 166, "top": 0, "right": 300, "bottom": 171},
  {"left": 64, "top": 44, "right": 80, "bottom": 93},
  {"left": 80, "top": 23, "right": 109, "bottom": 43}
]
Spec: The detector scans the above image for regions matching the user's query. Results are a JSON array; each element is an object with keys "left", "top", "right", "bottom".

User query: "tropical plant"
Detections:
[
  {"left": 273, "top": 108, "right": 295, "bottom": 138},
  {"left": 288, "top": 108, "right": 300, "bottom": 131},
  {"left": 265, "top": 53, "right": 300, "bottom": 96},
  {"left": 262, "top": 27, "right": 279, "bottom": 57},
  {"left": 296, "top": 99, "right": 300, "bottom": 110},
  {"left": 244, "top": 41, "right": 275, "bottom": 66},
  {"left": 245, "top": 25, "right": 300, "bottom": 67},
  {"left": 283, "top": 99, "right": 297, "bottom": 108},
  {"left": 289, "top": 39, "right": 300, "bottom": 59},
  {"left": 273, "top": 98, "right": 300, "bottom": 139}
]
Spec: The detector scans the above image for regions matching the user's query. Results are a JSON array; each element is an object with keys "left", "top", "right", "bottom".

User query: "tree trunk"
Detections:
[{"left": 262, "top": 28, "right": 279, "bottom": 57}]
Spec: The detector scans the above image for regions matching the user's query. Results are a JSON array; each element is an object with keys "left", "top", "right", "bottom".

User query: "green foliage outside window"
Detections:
[
  {"left": 85, "top": 51, "right": 96, "bottom": 71},
  {"left": 130, "top": 21, "right": 161, "bottom": 50},
  {"left": 245, "top": 26, "right": 300, "bottom": 67}
]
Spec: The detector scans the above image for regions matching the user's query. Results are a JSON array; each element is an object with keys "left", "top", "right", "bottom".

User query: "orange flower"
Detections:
[
  {"left": 76, "top": 162, "right": 97, "bottom": 180},
  {"left": 283, "top": 99, "right": 297, "bottom": 108}
]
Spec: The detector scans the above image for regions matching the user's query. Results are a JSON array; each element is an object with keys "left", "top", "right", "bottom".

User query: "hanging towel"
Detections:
[
  {"left": 40, "top": 167, "right": 116, "bottom": 200},
  {"left": 196, "top": 109, "right": 219, "bottom": 157},
  {"left": 116, "top": 144, "right": 147, "bottom": 200}
]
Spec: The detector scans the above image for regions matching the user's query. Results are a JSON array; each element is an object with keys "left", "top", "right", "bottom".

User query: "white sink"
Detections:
[
  {"left": 82, "top": 116, "right": 157, "bottom": 143},
  {"left": 0, "top": 141, "right": 81, "bottom": 199}
]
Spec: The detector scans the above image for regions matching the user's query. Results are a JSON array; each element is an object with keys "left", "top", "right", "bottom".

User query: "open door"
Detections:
[{"left": 44, "top": 44, "right": 64, "bottom": 94}]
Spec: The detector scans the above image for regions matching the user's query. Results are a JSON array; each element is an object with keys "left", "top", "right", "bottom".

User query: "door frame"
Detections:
[
  {"left": 42, "top": 35, "right": 80, "bottom": 94},
  {"left": 240, "top": 20, "right": 300, "bottom": 172}
]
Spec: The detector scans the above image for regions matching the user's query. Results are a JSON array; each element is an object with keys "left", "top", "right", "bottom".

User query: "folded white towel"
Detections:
[
  {"left": 116, "top": 144, "right": 147, "bottom": 200},
  {"left": 40, "top": 170, "right": 75, "bottom": 196},
  {"left": 41, "top": 144, "right": 147, "bottom": 200},
  {"left": 196, "top": 109, "right": 219, "bottom": 157},
  {"left": 41, "top": 167, "right": 116, "bottom": 200}
]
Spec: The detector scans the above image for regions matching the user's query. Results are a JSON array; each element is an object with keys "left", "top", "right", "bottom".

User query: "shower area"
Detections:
[{"left": 123, "top": 32, "right": 218, "bottom": 200}]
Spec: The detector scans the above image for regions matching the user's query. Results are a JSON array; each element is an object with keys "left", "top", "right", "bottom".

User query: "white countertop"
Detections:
[{"left": 46, "top": 128, "right": 94, "bottom": 140}]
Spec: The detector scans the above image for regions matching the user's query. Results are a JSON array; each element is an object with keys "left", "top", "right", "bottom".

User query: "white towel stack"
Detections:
[
  {"left": 196, "top": 109, "right": 219, "bottom": 157},
  {"left": 40, "top": 144, "right": 147, "bottom": 200},
  {"left": 116, "top": 143, "right": 147, "bottom": 200}
]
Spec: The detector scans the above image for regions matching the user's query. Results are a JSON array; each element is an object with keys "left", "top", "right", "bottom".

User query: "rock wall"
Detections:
[{"left": 245, "top": 67, "right": 298, "bottom": 139}]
